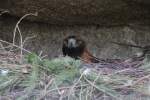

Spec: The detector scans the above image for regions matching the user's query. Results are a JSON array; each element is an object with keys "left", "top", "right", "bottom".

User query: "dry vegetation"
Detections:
[{"left": 0, "top": 12, "right": 150, "bottom": 100}]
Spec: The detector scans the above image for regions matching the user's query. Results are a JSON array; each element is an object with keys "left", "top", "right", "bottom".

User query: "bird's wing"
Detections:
[{"left": 81, "top": 49, "right": 104, "bottom": 63}]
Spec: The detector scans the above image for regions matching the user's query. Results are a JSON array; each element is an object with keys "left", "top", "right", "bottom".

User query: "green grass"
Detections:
[{"left": 0, "top": 52, "right": 150, "bottom": 100}]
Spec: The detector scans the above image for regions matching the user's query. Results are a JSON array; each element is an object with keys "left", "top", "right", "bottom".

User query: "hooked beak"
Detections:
[{"left": 68, "top": 38, "right": 76, "bottom": 48}]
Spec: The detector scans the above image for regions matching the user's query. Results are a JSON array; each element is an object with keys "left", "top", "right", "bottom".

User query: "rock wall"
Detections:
[
  {"left": 0, "top": 0, "right": 150, "bottom": 25},
  {"left": 1, "top": 15, "right": 150, "bottom": 59},
  {"left": 1, "top": 0, "right": 150, "bottom": 59}
]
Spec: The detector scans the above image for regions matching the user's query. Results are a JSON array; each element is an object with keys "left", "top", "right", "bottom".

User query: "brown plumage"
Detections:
[{"left": 62, "top": 35, "right": 101, "bottom": 63}]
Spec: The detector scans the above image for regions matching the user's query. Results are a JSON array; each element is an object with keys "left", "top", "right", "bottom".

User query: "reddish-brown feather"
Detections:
[{"left": 81, "top": 49, "right": 100, "bottom": 63}]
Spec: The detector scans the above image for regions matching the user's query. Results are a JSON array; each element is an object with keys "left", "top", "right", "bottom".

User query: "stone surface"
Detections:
[
  {"left": 0, "top": 0, "right": 150, "bottom": 25},
  {"left": 1, "top": 1, "right": 150, "bottom": 58},
  {"left": 1, "top": 16, "right": 150, "bottom": 59},
  {"left": 125, "top": 0, "right": 150, "bottom": 4}
]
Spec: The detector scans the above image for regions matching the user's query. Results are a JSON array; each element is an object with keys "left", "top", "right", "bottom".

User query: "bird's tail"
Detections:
[{"left": 81, "top": 49, "right": 105, "bottom": 63}]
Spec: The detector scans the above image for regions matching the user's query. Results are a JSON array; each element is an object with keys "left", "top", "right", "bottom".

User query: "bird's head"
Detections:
[{"left": 63, "top": 35, "right": 85, "bottom": 49}]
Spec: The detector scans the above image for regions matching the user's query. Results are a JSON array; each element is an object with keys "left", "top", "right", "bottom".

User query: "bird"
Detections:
[{"left": 62, "top": 35, "right": 101, "bottom": 63}]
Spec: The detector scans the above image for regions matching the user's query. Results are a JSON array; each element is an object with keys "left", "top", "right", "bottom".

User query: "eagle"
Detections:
[{"left": 62, "top": 35, "right": 101, "bottom": 63}]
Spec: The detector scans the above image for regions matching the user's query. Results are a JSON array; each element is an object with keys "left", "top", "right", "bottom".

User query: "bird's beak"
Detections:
[{"left": 68, "top": 39, "right": 76, "bottom": 48}]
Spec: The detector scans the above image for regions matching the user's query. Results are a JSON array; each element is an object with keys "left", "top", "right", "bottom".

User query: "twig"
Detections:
[
  {"left": 12, "top": 12, "right": 38, "bottom": 63},
  {"left": 17, "top": 27, "right": 23, "bottom": 63},
  {"left": 47, "top": 84, "right": 89, "bottom": 93},
  {"left": 84, "top": 76, "right": 118, "bottom": 99},
  {"left": 38, "top": 78, "right": 54, "bottom": 100},
  {"left": 88, "top": 72, "right": 101, "bottom": 98},
  {"left": 39, "top": 84, "right": 89, "bottom": 99},
  {"left": 39, "top": 51, "right": 43, "bottom": 57},
  {"left": 108, "top": 68, "right": 131, "bottom": 76},
  {"left": 0, "top": 10, "right": 9, "bottom": 16},
  {"left": 13, "top": 12, "right": 38, "bottom": 45},
  {"left": 22, "top": 35, "right": 36, "bottom": 46},
  {"left": 68, "top": 71, "right": 84, "bottom": 99},
  {"left": 133, "top": 74, "right": 150, "bottom": 86},
  {"left": 0, "top": 39, "right": 31, "bottom": 53}
]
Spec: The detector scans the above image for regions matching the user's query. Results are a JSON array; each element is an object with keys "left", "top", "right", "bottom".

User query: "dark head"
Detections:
[{"left": 62, "top": 35, "right": 86, "bottom": 59}]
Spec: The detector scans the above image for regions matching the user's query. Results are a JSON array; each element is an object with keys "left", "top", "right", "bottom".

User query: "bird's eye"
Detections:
[{"left": 63, "top": 40, "right": 68, "bottom": 46}]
